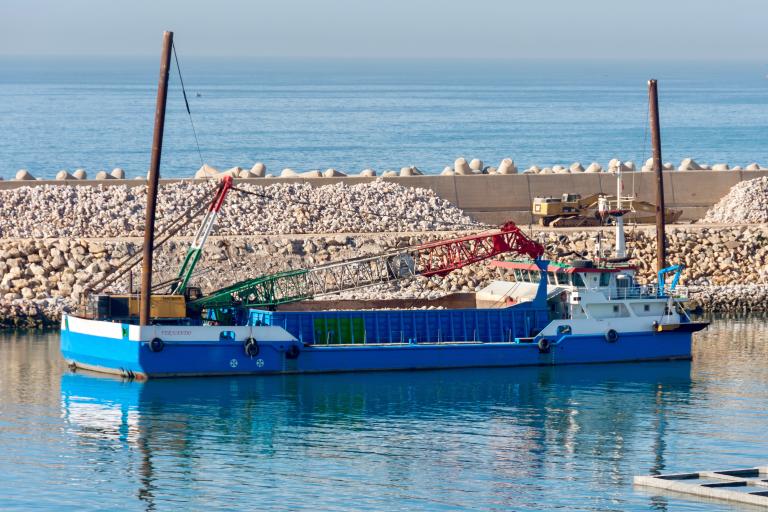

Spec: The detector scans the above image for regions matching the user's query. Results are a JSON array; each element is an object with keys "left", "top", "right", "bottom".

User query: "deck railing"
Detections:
[{"left": 606, "top": 285, "right": 687, "bottom": 300}]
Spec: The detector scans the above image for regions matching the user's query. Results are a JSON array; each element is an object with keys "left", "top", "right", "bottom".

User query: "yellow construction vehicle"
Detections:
[
  {"left": 532, "top": 193, "right": 602, "bottom": 227},
  {"left": 532, "top": 193, "right": 682, "bottom": 227}
]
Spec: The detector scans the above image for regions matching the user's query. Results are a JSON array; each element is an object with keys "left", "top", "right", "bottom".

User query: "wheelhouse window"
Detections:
[
  {"left": 599, "top": 273, "right": 611, "bottom": 287},
  {"left": 571, "top": 273, "right": 586, "bottom": 287}
]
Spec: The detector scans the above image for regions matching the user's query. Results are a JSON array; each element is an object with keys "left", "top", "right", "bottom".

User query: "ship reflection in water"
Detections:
[{"left": 1, "top": 317, "right": 767, "bottom": 511}]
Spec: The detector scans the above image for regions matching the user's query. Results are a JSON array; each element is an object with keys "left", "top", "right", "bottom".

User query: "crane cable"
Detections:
[
  {"left": 85, "top": 197, "right": 213, "bottom": 295},
  {"left": 172, "top": 41, "right": 204, "bottom": 168}
]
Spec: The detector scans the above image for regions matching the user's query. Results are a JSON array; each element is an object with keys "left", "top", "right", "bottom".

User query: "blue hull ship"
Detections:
[
  {"left": 60, "top": 315, "right": 694, "bottom": 379},
  {"left": 60, "top": 262, "right": 703, "bottom": 380}
]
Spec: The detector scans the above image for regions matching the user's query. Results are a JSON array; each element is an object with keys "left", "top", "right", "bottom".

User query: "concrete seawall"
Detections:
[{"left": 3, "top": 169, "right": 767, "bottom": 224}]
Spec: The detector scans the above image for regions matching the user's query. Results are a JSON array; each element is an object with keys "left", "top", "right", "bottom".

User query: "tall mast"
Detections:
[
  {"left": 140, "top": 31, "right": 173, "bottom": 326},
  {"left": 648, "top": 79, "right": 666, "bottom": 272}
]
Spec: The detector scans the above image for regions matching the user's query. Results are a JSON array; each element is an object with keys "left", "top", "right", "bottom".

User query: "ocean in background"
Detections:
[
  {"left": 0, "top": 58, "right": 767, "bottom": 179},
  {"left": 1, "top": 316, "right": 767, "bottom": 510}
]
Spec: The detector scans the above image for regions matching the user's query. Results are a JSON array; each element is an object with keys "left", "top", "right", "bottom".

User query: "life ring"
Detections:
[
  {"left": 605, "top": 329, "right": 619, "bottom": 343},
  {"left": 244, "top": 337, "right": 260, "bottom": 357},
  {"left": 537, "top": 338, "right": 551, "bottom": 353},
  {"left": 286, "top": 344, "right": 300, "bottom": 360},
  {"left": 149, "top": 337, "right": 164, "bottom": 352}
]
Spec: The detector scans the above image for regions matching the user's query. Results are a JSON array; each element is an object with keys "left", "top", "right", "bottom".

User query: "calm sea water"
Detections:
[
  {"left": 1, "top": 58, "right": 767, "bottom": 180},
  {"left": 1, "top": 317, "right": 767, "bottom": 511}
]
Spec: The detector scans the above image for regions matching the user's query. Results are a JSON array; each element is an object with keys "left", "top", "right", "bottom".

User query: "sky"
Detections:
[{"left": 0, "top": 0, "right": 765, "bottom": 60}]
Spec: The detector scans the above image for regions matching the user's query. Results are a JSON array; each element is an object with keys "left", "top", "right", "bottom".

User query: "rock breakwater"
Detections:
[
  {"left": 1, "top": 224, "right": 766, "bottom": 327},
  {"left": 9, "top": 157, "right": 766, "bottom": 181}
]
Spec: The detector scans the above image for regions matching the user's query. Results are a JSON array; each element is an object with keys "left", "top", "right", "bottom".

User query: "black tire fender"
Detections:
[
  {"left": 286, "top": 344, "right": 300, "bottom": 360},
  {"left": 149, "top": 337, "right": 164, "bottom": 353},
  {"left": 244, "top": 337, "right": 260, "bottom": 357},
  {"left": 605, "top": 329, "right": 619, "bottom": 343},
  {"left": 537, "top": 338, "right": 551, "bottom": 353}
]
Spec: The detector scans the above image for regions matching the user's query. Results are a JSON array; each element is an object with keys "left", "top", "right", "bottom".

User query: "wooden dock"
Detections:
[{"left": 634, "top": 467, "right": 768, "bottom": 507}]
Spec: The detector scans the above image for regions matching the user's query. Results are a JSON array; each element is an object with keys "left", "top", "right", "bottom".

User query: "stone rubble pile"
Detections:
[
  {"left": 0, "top": 180, "right": 477, "bottom": 238},
  {"left": 703, "top": 176, "right": 768, "bottom": 224},
  {"left": 1, "top": 224, "right": 767, "bottom": 327}
]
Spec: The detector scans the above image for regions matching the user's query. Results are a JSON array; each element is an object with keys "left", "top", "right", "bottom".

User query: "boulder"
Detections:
[
  {"left": 250, "top": 162, "right": 267, "bottom": 177},
  {"left": 678, "top": 158, "right": 702, "bottom": 171},
  {"left": 569, "top": 162, "right": 585, "bottom": 173},
  {"left": 663, "top": 162, "right": 674, "bottom": 170},
  {"left": 359, "top": 169, "right": 376, "bottom": 177},
  {"left": 194, "top": 164, "right": 219, "bottom": 179},
  {"left": 540, "top": 167, "right": 553, "bottom": 174},
  {"left": 94, "top": 170, "right": 114, "bottom": 180},
  {"left": 400, "top": 166, "right": 423, "bottom": 177},
  {"left": 497, "top": 159, "right": 517, "bottom": 174},
  {"left": 73, "top": 169, "right": 87, "bottom": 180},
  {"left": 280, "top": 168, "right": 298, "bottom": 177},
  {"left": 221, "top": 167, "right": 243, "bottom": 178},
  {"left": 441, "top": 166, "right": 455, "bottom": 176},
  {"left": 554, "top": 166, "right": 569, "bottom": 174},
  {"left": 608, "top": 158, "right": 621, "bottom": 172},
  {"left": 323, "top": 168, "right": 347, "bottom": 178},
  {"left": 624, "top": 161, "right": 636, "bottom": 172},
  {"left": 300, "top": 170, "right": 323, "bottom": 178},
  {"left": 469, "top": 159, "right": 484, "bottom": 171},
  {"left": 238, "top": 169, "right": 254, "bottom": 179},
  {"left": 485, "top": 166, "right": 497, "bottom": 174},
  {"left": 15, "top": 169, "right": 35, "bottom": 181},
  {"left": 712, "top": 163, "right": 730, "bottom": 171},
  {"left": 454, "top": 157, "right": 471, "bottom": 175},
  {"left": 732, "top": 165, "right": 743, "bottom": 171},
  {"left": 110, "top": 168, "right": 125, "bottom": 179},
  {"left": 381, "top": 170, "right": 398, "bottom": 177},
  {"left": 55, "top": 170, "right": 76, "bottom": 180},
  {"left": 746, "top": 162, "right": 761, "bottom": 171},
  {"left": 585, "top": 162, "right": 602, "bottom": 173},
  {"left": 523, "top": 165, "right": 540, "bottom": 174}
]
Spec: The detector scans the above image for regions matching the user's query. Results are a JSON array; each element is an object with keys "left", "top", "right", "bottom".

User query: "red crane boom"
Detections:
[{"left": 416, "top": 222, "right": 545, "bottom": 277}]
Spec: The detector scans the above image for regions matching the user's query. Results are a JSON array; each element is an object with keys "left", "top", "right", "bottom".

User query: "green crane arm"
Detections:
[{"left": 189, "top": 268, "right": 312, "bottom": 309}]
